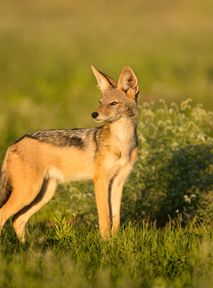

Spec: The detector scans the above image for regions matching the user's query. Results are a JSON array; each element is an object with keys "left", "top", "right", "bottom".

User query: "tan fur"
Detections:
[{"left": 0, "top": 66, "right": 139, "bottom": 241}]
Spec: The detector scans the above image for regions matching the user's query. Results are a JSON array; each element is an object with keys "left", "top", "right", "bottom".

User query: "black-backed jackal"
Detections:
[{"left": 0, "top": 66, "right": 139, "bottom": 242}]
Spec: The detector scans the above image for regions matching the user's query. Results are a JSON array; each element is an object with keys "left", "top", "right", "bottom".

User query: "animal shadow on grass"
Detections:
[
  {"left": 156, "top": 144, "right": 213, "bottom": 226},
  {"left": 124, "top": 144, "right": 213, "bottom": 227}
]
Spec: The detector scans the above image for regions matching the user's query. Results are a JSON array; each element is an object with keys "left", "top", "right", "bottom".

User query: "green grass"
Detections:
[
  {"left": 0, "top": 0, "right": 213, "bottom": 287},
  {"left": 1, "top": 221, "right": 213, "bottom": 288}
]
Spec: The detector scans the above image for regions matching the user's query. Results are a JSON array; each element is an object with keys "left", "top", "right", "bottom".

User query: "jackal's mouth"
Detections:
[
  {"left": 93, "top": 116, "right": 109, "bottom": 123},
  {"left": 94, "top": 119, "right": 104, "bottom": 123},
  {"left": 94, "top": 115, "right": 122, "bottom": 123}
]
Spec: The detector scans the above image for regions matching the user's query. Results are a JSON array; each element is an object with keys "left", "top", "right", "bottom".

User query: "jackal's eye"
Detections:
[{"left": 110, "top": 101, "right": 119, "bottom": 106}]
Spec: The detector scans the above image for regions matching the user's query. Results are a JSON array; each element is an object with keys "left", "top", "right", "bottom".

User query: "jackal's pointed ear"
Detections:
[
  {"left": 91, "top": 65, "right": 116, "bottom": 93},
  {"left": 118, "top": 66, "right": 139, "bottom": 97}
]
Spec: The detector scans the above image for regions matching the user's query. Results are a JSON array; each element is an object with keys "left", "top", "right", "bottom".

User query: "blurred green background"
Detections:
[{"left": 0, "top": 0, "right": 212, "bottom": 156}]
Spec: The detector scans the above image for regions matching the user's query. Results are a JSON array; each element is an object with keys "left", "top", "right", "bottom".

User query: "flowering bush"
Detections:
[{"left": 124, "top": 99, "right": 213, "bottom": 225}]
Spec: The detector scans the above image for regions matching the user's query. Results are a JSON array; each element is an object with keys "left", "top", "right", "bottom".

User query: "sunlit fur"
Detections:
[{"left": 0, "top": 66, "right": 139, "bottom": 242}]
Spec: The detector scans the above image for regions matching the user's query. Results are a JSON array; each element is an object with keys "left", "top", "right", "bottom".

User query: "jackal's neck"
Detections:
[{"left": 106, "top": 116, "right": 137, "bottom": 144}]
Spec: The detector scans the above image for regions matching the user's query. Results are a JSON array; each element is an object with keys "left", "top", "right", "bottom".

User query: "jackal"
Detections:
[{"left": 0, "top": 66, "right": 139, "bottom": 242}]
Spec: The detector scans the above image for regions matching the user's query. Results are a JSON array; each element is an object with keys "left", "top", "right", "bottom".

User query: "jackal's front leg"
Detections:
[
  {"left": 111, "top": 149, "right": 138, "bottom": 236},
  {"left": 110, "top": 166, "right": 132, "bottom": 236},
  {"left": 93, "top": 172, "right": 111, "bottom": 239}
]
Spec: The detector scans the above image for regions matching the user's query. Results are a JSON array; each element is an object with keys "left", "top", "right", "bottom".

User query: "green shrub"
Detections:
[{"left": 124, "top": 99, "right": 213, "bottom": 225}]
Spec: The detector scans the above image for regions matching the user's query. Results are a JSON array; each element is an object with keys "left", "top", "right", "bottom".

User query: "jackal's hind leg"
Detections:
[
  {"left": 13, "top": 178, "right": 57, "bottom": 242},
  {"left": 0, "top": 178, "right": 43, "bottom": 237}
]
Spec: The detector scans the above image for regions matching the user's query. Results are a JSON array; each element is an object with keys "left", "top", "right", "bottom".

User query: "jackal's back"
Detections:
[
  {"left": 9, "top": 127, "right": 102, "bottom": 183},
  {"left": 15, "top": 128, "right": 97, "bottom": 149}
]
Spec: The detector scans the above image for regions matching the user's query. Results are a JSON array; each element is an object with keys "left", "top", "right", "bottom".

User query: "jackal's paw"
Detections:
[
  {"left": 111, "top": 218, "right": 120, "bottom": 236},
  {"left": 13, "top": 219, "right": 26, "bottom": 243},
  {"left": 99, "top": 227, "right": 111, "bottom": 240},
  {"left": 111, "top": 226, "right": 120, "bottom": 237}
]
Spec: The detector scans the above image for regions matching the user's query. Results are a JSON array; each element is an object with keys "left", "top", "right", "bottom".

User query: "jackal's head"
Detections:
[{"left": 91, "top": 66, "right": 139, "bottom": 123}]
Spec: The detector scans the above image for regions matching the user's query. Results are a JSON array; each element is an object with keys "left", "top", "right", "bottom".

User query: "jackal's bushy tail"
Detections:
[{"left": 0, "top": 170, "right": 11, "bottom": 208}]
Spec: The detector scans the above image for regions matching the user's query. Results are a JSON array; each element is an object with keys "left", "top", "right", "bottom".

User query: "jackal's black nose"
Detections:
[{"left": 91, "top": 112, "right": 99, "bottom": 119}]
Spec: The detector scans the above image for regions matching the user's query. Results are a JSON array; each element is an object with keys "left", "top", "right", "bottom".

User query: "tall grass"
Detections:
[{"left": 0, "top": 221, "right": 213, "bottom": 288}]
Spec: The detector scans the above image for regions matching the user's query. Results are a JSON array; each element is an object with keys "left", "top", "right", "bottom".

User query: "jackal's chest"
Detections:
[
  {"left": 101, "top": 145, "right": 133, "bottom": 173},
  {"left": 112, "top": 136, "right": 135, "bottom": 160},
  {"left": 116, "top": 155, "right": 130, "bottom": 170}
]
